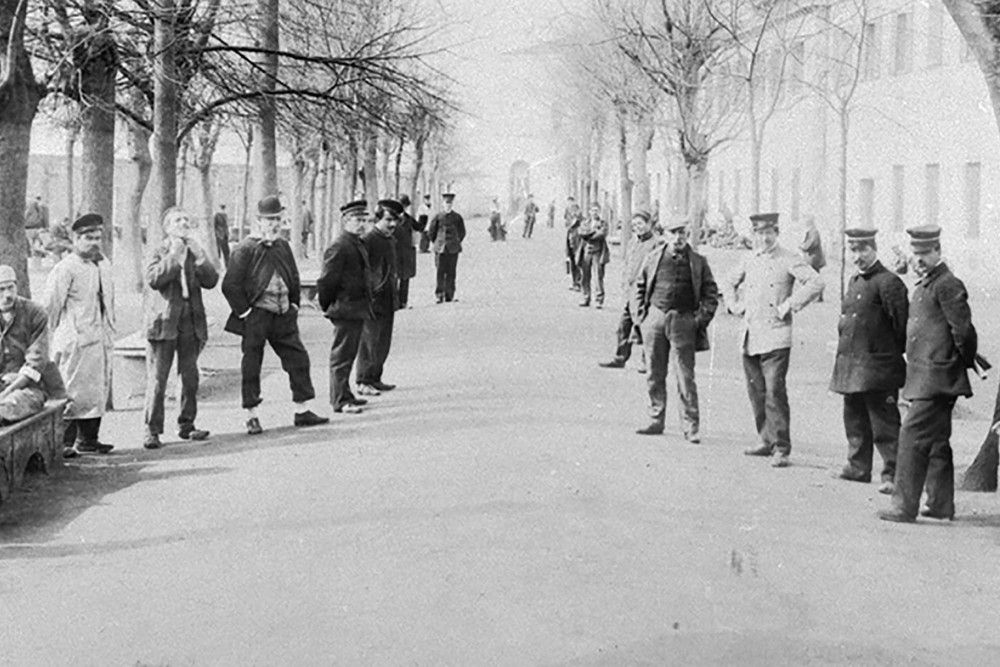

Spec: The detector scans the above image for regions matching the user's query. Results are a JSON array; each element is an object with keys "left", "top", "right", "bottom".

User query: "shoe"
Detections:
[
  {"left": 294, "top": 410, "right": 330, "bottom": 427},
  {"left": 143, "top": 434, "right": 163, "bottom": 450},
  {"left": 349, "top": 397, "right": 368, "bottom": 406},
  {"left": 62, "top": 446, "right": 79, "bottom": 459},
  {"left": 370, "top": 381, "right": 396, "bottom": 391},
  {"left": 598, "top": 359, "right": 626, "bottom": 369},
  {"left": 595, "top": 303, "right": 603, "bottom": 310},
  {"left": 919, "top": 506, "right": 954, "bottom": 520},
  {"left": 744, "top": 444, "right": 773, "bottom": 457},
  {"left": 771, "top": 454, "right": 790, "bottom": 468},
  {"left": 75, "top": 441, "right": 114, "bottom": 454},
  {"left": 436, "top": 297, "right": 444, "bottom": 304},
  {"left": 877, "top": 510, "right": 916, "bottom": 523},
  {"left": 684, "top": 431, "right": 701, "bottom": 444},
  {"left": 246, "top": 417, "right": 263, "bottom": 435},
  {"left": 877, "top": 481, "right": 895, "bottom": 495},
  {"left": 635, "top": 423, "right": 665, "bottom": 435},
  {"left": 334, "top": 403, "right": 364, "bottom": 414},
  {"left": 178, "top": 427, "right": 210, "bottom": 441},
  {"left": 578, "top": 301, "right": 590, "bottom": 307},
  {"left": 357, "top": 384, "right": 382, "bottom": 397},
  {"left": 636, "top": 364, "right": 647, "bottom": 374},
  {"left": 836, "top": 467, "right": 871, "bottom": 483}
]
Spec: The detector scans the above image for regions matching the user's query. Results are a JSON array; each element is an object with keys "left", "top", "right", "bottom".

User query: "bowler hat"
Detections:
[
  {"left": 72, "top": 213, "right": 104, "bottom": 232},
  {"left": 378, "top": 199, "right": 404, "bottom": 216},
  {"left": 257, "top": 195, "right": 285, "bottom": 218},
  {"left": 398, "top": 194, "right": 411, "bottom": 207}
]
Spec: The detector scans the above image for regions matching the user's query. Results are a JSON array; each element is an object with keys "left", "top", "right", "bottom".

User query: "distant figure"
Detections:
[
  {"left": 546, "top": 200, "right": 556, "bottom": 229},
  {"left": 576, "top": 202, "right": 609, "bottom": 308},
  {"left": 564, "top": 196, "right": 583, "bottom": 290},
  {"left": 427, "top": 192, "right": 466, "bottom": 303},
  {"left": 522, "top": 194, "right": 539, "bottom": 239},
  {"left": 300, "top": 200, "right": 315, "bottom": 258},
  {"left": 418, "top": 194, "right": 432, "bottom": 253},
  {"left": 488, "top": 197, "right": 506, "bottom": 242},
  {"left": 44, "top": 217, "right": 73, "bottom": 261},
  {"left": 799, "top": 216, "right": 826, "bottom": 301},
  {"left": 24, "top": 195, "right": 49, "bottom": 253},
  {"left": 393, "top": 194, "right": 422, "bottom": 309},
  {"left": 213, "top": 204, "right": 231, "bottom": 267}
]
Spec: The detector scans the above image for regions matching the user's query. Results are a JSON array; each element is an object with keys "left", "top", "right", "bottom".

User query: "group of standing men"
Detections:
[{"left": 563, "top": 197, "right": 610, "bottom": 308}]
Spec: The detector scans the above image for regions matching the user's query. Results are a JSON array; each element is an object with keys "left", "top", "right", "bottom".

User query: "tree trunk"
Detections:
[
  {"left": 198, "top": 163, "right": 218, "bottom": 262},
  {"left": 254, "top": 0, "right": 279, "bottom": 198},
  {"left": 686, "top": 159, "right": 709, "bottom": 247},
  {"left": 240, "top": 125, "right": 253, "bottom": 239},
  {"left": 124, "top": 119, "right": 151, "bottom": 293},
  {"left": 379, "top": 132, "right": 391, "bottom": 198},
  {"left": 617, "top": 113, "right": 633, "bottom": 266},
  {"left": 631, "top": 120, "right": 654, "bottom": 213},
  {"left": 78, "top": 30, "right": 117, "bottom": 257},
  {"left": 362, "top": 131, "right": 379, "bottom": 205},
  {"left": 410, "top": 134, "right": 426, "bottom": 205},
  {"left": 393, "top": 134, "right": 405, "bottom": 197},
  {"left": 290, "top": 151, "right": 307, "bottom": 259},
  {"left": 151, "top": 0, "right": 179, "bottom": 246},
  {"left": 307, "top": 158, "right": 319, "bottom": 255},
  {"left": 944, "top": 1, "right": 1000, "bottom": 159},
  {"left": 176, "top": 139, "right": 189, "bottom": 206},
  {"left": 316, "top": 150, "right": 329, "bottom": 249},
  {"left": 346, "top": 133, "right": 359, "bottom": 200},
  {"left": 837, "top": 109, "right": 849, "bottom": 300},
  {"left": 750, "top": 127, "right": 762, "bottom": 213},
  {"left": 65, "top": 126, "right": 78, "bottom": 224}
]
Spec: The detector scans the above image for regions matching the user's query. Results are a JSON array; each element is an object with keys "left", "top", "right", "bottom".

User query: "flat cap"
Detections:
[
  {"left": 0, "top": 264, "right": 16, "bottom": 284},
  {"left": 377, "top": 199, "right": 404, "bottom": 216},
  {"left": 340, "top": 199, "right": 368, "bottom": 215},
  {"left": 663, "top": 219, "right": 689, "bottom": 233},
  {"left": 257, "top": 195, "right": 285, "bottom": 218},
  {"left": 72, "top": 213, "right": 103, "bottom": 232},
  {"left": 749, "top": 212, "right": 779, "bottom": 230}
]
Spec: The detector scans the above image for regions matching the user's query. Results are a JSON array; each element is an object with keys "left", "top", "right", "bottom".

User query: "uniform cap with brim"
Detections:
[
  {"left": 340, "top": 199, "right": 368, "bottom": 215},
  {"left": 442, "top": 193, "right": 456, "bottom": 201},
  {"left": 844, "top": 228, "right": 878, "bottom": 243},
  {"left": 72, "top": 213, "right": 104, "bottom": 232},
  {"left": 906, "top": 224, "right": 941, "bottom": 249},
  {"left": 749, "top": 212, "right": 779, "bottom": 230},
  {"left": 0, "top": 264, "right": 17, "bottom": 285},
  {"left": 377, "top": 199, "right": 404, "bottom": 216}
]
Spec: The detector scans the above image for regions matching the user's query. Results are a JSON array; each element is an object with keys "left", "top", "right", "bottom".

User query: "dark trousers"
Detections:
[
  {"left": 329, "top": 319, "right": 364, "bottom": 409},
  {"left": 523, "top": 216, "right": 535, "bottom": 238},
  {"left": 842, "top": 390, "right": 900, "bottom": 482},
  {"left": 742, "top": 348, "right": 792, "bottom": 455},
  {"left": 580, "top": 253, "right": 605, "bottom": 304},
  {"left": 418, "top": 231, "right": 430, "bottom": 253},
  {"left": 240, "top": 308, "right": 315, "bottom": 409},
  {"left": 398, "top": 278, "right": 410, "bottom": 308},
  {"left": 612, "top": 302, "right": 642, "bottom": 362},
  {"left": 144, "top": 304, "right": 203, "bottom": 435},
  {"left": 356, "top": 311, "right": 395, "bottom": 385},
  {"left": 642, "top": 308, "right": 698, "bottom": 431},
  {"left": 216, "top": 234, "right": 230, "bottom": 267},
  {"left": 63, "top": 417, "right": 102, "bottom": 446},
  {"left": 435, "top": 252, "right": 459, "bottom": 301},
  {"left": 890, "top": 397, "right": 956, "bottom": 519}
]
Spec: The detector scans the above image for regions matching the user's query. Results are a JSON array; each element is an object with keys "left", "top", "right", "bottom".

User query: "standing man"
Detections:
[
  {"left": 427, "top": 192, "right": 466, "bottom": 304},
  {"left": 357, "top": 199, "right": 402, "bottom": 396},
  {"left": 547, "top": 200, "right": 556, "bottom": 229},
  {"left": 317, "top": 200, "right": 374, "bottom": 415},
  {"left": 418, "top": 193, "right": 433, "bottom": 253},
  {"left": 879, "top": 225, "right": 977, "bottom": 523},
  {"left": 46, "top": 214, "right": 116, "bottom": 457},
  {"left": 213, "top": 204, "right": 230, "bottom": 267},
  {"left": 299, "top": 200, "right": 315, "bottom": 258},
  {"left": 598, "top": 210, "right": 662, "bottom": 371},
  {"left": 522, "top": 194, "right": 539, "bottom": 239},
  {"left": 799, "top": 215, "right": 826, "bottom": 301},
  {"left": 0, "top": 265, "right": 56, "bottom": 425},
  {"left": 633, "top": 221, "right": 718, "bottom": 440},
  {"left": 723, "top": 212, "right": 823, "bottom": 468},
  {"left": 142, "top": 207, "right": 219, "bottom": 450},
  {"left": 221, "top": 195, "right": 328, "bottom": 434},
  {"left": 564, "top": 196, "right": 583, "bottom": 291},
  {"left": 576, "top": 202, "right": 609, "bottom": 308},
  {"left": 393, "top": 194, "right": 421, "bottom": 309},
  {"left": 830, "top": 228, "right": 908, "bottom": 494}
]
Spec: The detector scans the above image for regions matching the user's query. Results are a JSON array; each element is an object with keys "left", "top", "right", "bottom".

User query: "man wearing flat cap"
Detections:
[
  {"left": 879, "top": 225, "right": 977, "bottom": 523},
  {"left": 46, "top": 213, "right": 116, "bottom": 456},
  {"left": 317, "top": 200, "right": 374, "bottom": 414},
  {"left": 427, "top": 192, "right": 466, "bottom": 303},
  {"left": 356, "top": 199, "right": 403, "bottom": 396},
  {"left": 722, "top": 212, "right": 823, "bottom": 468},
  {"left": 633, "top": 219, "right": 719, "bottom": 441},
  {"left": 222, "top": 194, "right": 328, "bottom": 434},
  {"left": 0, "top": 266, "right": 60, "bottom": 425},
  {"left": 576, "top": 202, "right": 610, "bottom": 308},
  {"left": 598, "top": 209, "right": 663, "bottom": 372},
  {"left": 830, "top": 228, "right": 908, "bottom": 494}
]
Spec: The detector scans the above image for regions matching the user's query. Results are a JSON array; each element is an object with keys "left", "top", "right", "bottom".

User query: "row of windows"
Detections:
[{"left": 861, "top": 4, "right": 970, "bottom": 81}]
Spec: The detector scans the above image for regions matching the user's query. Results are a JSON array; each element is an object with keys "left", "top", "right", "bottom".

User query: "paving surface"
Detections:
[{"left": 3, "top": 224, "right": 1000, "bottom": 666}]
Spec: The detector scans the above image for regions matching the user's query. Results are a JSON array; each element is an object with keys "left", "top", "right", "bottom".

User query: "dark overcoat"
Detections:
[
  {"left": 222, "top": 237, "right": 299, "bottom": 335},
  {"left": 428, "top": 211, "right": 465, "bottom": 254},
  {"left": 829, "top": 261, "right": 908, "bottom": 394},
  {"left": 634, "top": 244, "right": 719, "bottom": 352},
  {"left": 362, "top": 227, "right": 400, "bottom": 316},
  {"left": 317, "top": 232, "right": 374, "bottom": 321},
  {"left": 902, "top": 262, "right": 977, "bottom": 400},
  {"left": 393, "top": 212, "right": 419, "bottom": 279},
  {"left": 145, "top": 243, "right": 219, "bottom": 342}
]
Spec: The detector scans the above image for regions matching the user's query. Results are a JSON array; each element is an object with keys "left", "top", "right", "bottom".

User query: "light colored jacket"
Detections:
[
  {"left": 723, "top": 243, "right": 823, "bottom": 355},
  {"left": 625, "top": 233, "right": 664, "bottom": 314}
]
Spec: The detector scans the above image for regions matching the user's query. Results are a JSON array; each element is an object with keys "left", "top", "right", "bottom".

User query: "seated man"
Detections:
[{"left": 0, "top": 265, "right": 54, "bottom": 424}]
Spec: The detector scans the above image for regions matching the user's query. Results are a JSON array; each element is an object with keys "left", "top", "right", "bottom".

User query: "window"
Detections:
[
  {"left": 894, "top": 13, "right": 912, "bottom": 75},
  {"left": 770, "top": 168, "right": 779, "bottom": 211},
  {"left": 926, "top": 3, "right": 943, "bottom": 67},
  {"left": 965, "top": 162, "right": 981, "bottom": 239},
  {"left": 859, "top": 178, "right": 875, "bottom": 228},
  {"left": 892, "top": 165, "right": 905, "bottom": 230},
  {"left": 791, "top": 168, "right": 801, "bottom": 222},
  {"left": 862, "top": 21, "right": 881, "bottom": 80},
  {"left": 925, "top": 163, "right": 940, "bottom": 226}
]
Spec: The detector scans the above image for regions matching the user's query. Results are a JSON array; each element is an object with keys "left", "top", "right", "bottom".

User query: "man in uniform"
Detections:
[
  {"left": 830, "top": 228, "right": 908, "bottom": 494},
  {"left": 723, "top": 212, "right": 823, "bottom": 468},
  {"left": 357, "top": 199, "right": 402, "bottom": 396},
  {"left": 564, "top": 196, "right": 583, "bottom": 290},
  {"left": 213, "top": 204, "right": 230, "bottom": 267},
  {"left": 393, "top": 194, "right": 422, "bottom": 309},
  {"left": 427, "top": 192, "right": 466, "bottom": 303},
  {"left": 47, "top": 214, "right": 116, "bottom": 457},
  {"left": 879, "top": 225, "right": 977, "bottom": 523},
  {"left": 222, "top": 195, "right": 328, "bottom": 434},
  {"left": 0, "top": 266, "right": 57, "bottom": 425},
  {"left": 576, "top": 202, "right": 609, "bottom": 308},
  {"left": 318, "top": 200, "right": 374, "bottom": 414},
  {"left": 418, "top": 194, "right": 433, "bottom": 253},
  {"left": 142, "top": 207, "right": 219, "bottom": 449},
  {"left": 598, "top": 210, "right": 662, "bottom": 372},
  {"left": 522, "top": 194, "right": 539, "bottom": 239},
  {"left": 633, "top": 220, "right": 719, "bottom": 440}
]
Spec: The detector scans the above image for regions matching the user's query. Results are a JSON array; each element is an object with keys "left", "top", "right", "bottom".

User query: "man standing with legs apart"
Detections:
[
  {"left": 393, "top": 194, "right": 421, "bottom": 309},
  {"left": 428, "top": 192, "right": 465, "bottom": 303},
  {"left": 598, "top": 210, "right": 663, "bottom": 372},
  {"left": 879, "top": 225, "right": 977, "bottom": 523},
  {"left": 357, "top": 199, "right": 402, "bottom": 397},
  {"left": 830, "top": 228, "right": 908, "bottom": 494},
  {"left": 47, "top": 214, "right": 116, "bottom": 457},
  {"left": 723, "top": 213, "right": 823, "bottom": 468},
  {"left": 142, "top": 207, "right": 219, "bottom": 450},
  {"left": 633, "top": 220, "right": 718, "bottom": 441},
  {"left": 222, "top": 195, "right": 329, "bottom": 434},
  {"left": 577, "top": 202, "right": 609, "bottom": 308},
  {"left": 318, "top": 200, "right": 374, "bottom": 414}
]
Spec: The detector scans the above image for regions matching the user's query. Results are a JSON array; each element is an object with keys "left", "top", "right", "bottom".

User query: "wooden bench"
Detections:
[{"left": 0, "top": 399, "right": 66, "bottom": 505}]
